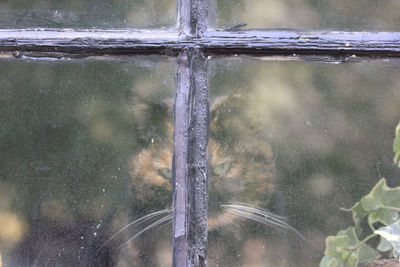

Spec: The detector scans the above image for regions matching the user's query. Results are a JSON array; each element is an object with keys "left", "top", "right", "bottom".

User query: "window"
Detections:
[{"left": 1, "top": 1, "right": 399, "bottom": 266}]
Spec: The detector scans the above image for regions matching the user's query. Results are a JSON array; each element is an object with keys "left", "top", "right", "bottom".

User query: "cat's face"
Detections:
[
  {"left": 103, "top": 94, "right": 304, "bottom": 266},
  {"left": 129, "top": 94, "right": 276, "bottom": 229}
]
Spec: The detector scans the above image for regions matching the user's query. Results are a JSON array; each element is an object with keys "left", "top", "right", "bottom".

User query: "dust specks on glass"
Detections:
[
  {"left": 207, "top": 59, "right": 400, "bottom": 266},
  {"left": 0, "top": 59, "right": 175, "bottom": 266},
  {"left": 211, "top": 0, "right": 400, "bottom": 30},
  {"left": 0, "top": 0, "right": 176, "bottom": 28},
  {"left": 1, "top": 0, "right": 399, "bottom": 266}
]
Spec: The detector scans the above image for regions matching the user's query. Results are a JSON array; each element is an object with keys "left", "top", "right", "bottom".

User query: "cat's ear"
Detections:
[
  {"left": 210, "top": 95, "right": 229, "bottom": 112},
  {"left": 209, "top": 93, "right": 243, "bottom": 128},
  {"left": 162, "top": 98, "right": 174, "bottom": 112},
  {"left": 210, "top": 91, "right": 244, "bottom": 112}
]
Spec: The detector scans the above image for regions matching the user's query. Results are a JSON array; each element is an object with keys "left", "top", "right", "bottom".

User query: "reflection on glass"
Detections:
[
  {"left": 0, "top": 0, "right": 175, "bottom": 28},
  {"left": 208, "top": 59, "right": 400, "bottom": 266},
  {"left": 210, "top": 0, "right": 400, "bottom": 31},
  {"left": 0, "top": 59, "right": 175, "bottom": 266}
]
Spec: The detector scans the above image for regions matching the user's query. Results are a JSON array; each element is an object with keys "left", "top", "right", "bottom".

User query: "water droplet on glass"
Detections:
[{"left": 12, "top": 51, "right": 23, "bottom": 58}]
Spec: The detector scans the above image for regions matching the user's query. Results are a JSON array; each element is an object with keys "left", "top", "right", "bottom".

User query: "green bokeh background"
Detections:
[{"left": 1, "top": 0, "right": 400, "bottom": 266}]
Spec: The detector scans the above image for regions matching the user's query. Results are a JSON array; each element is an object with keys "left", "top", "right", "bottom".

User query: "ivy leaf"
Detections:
[
  {"left": 368, "top": 208, "right": 399, "bottom": 227},
  {"left": 360, "top": 179, "right": 400, "bottom": 212},
  {"left": 324, "top": 234, "right": 357, "bottom": 267},
  {"left": 350, "top": 201, "right": 368, "bottom": 226},
  {"left": 394, "top": 122, "right": 400, "bottom": 167},
  {"left": 375, "top": 221, "right": 400, "bottom": 259},
  {"left": 323, "top": 227, "right": 380, "bottom": 267},
  {"left": 358, "top": 244, "right": 381, "bottom": 263},
  {"left": 324, "top": 235, "right": 352, "bottom": 259},
  {"left": 320, "top": 255, "right": 341, "bottom": 267},
  {"left": 357, "top": 178, "right": 400, "bottom": 226},
  {"left": 350, "top": 179, "right": 400, "bottom": 228},
  {"left": 377, "top": 236, "right": 393, "bottom": 253}
]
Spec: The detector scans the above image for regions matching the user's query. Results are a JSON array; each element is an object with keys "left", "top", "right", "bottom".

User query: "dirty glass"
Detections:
[
  {"left": 207, "top": 59, "right": 400, "bottom": 266},
  {"left": 0, "top": 0, "right": 175, "bottom": 28},
  {"left": 0, "top": 58, "right": 175, "bottom": 266},
  {"left": 210, "top": 0, "right": 400, "bottom": 31}
]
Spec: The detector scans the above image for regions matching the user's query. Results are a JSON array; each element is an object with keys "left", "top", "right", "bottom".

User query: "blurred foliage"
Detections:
[
  {"left": 0, "top": 59, "right": 175, "bottom": 266},
  {"left": 0, "top": 0, "right": 175, "bottom": 28},
  {"left": 0, "top": 1, "right": 400, "bottom": 266},
  {"left": 0, "top": 212, "right": 28, "bottom": 249},
  {"left": 209, "top": 59, "right": 400, "bottom": 266},
  {"left": 213, "top": 0, "right": 400, "bottom": 30},
  {"left": 1, "top": 0, "right": 400, "bottom": 30},
  {"left": 1, "top": 58, "right": 400, "bottom": 266}
]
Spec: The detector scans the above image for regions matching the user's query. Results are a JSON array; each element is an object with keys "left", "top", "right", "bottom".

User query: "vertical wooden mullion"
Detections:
[
  {"left": 187, "top": 49, "right": 208, "bottom": 267},
  {"left": 177, "top": 0, "right": 208, "bottom": 37},
  {"left": 173, "top": 0, "right": 209, "bottom": 266}
]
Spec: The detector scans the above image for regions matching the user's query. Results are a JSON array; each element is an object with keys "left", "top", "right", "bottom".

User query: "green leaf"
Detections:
[
  {"left": 375, "top": 221, "right": 400, "bottom": 259},
  {"left": 357, "top": 178, "right": 400, "bottom": 227},
  {"left": 368, "top": 208, "right": 399, "bottom": 227},
  {"left": 350, "top": 201, "right": 368, "bottom": 226},
  {"left": 358, "top": 244, "right": 381, "bottom": 263},
  {"left": 377, "top": 236, "right": 393, "bottom": 252},
  {"left": 322, "top": 227, "right": 380, "bottom": 267},
  {"left": 394, "top": 122, "right": 400, "bottom": 167},
  {"left": 324, "top": 235, "right": 351, "bottom": 259},
  {"left": 338, "top": 228, "right": 359, "bottom": 246},
  {"left": 324, "top": 230, "right": 356, "bottom": 266},
  {"left": 320, "top": 255, "right": 341, "bottom": 267}
]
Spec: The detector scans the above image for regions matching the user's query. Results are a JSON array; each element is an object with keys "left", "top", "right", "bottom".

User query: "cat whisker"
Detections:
[
  {"left": 118, "top": 214, "right": 173, "bottom": 250},
  {"left": 222, "top": 205, "right": 307, "bottom": 241},
  {"left": 97, "top": 209, "right": 172, "bottom": 253},
  {"left": 224, "top": 203, "right": 287, "bottom": 220},
  {"left": 224, "top": 207, "right": 286, "bottom": 231}
]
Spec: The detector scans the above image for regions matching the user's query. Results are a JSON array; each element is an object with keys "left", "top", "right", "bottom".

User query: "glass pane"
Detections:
[
  {"left": 0, "top": 0, "right": 175, "bottom": 28},
  {"left": 210, "top": 0, "right": 400, "bottom": 31},
  {"left": 208, "top": 59, "right": 400, "bottom": 266},
  {"left": 0, "top": 58, "right": 175, "bottom": 266}
]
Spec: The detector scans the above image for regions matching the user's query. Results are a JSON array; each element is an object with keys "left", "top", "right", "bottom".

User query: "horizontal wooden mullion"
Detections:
[{"left": 0, "top": 29, "right": 399, "bottom": 57}]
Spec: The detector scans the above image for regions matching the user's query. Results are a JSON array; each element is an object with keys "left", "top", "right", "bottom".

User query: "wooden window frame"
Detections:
[{"left": 1, "top": 1, "right": 399, "bottom": 266}]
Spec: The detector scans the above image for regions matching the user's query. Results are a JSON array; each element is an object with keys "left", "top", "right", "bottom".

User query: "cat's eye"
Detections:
[
  {"left": 213, "top": 162, "right": 232, "bottom": 177},
  {"left": 158, "top": 168, "right": 172, "bottom": 180}
]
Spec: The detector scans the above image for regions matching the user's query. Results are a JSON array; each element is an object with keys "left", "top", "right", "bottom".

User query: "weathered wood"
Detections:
[
  {"left": 174, "top": 0, "right": 209, "bottom": 266},
  {"left": 173, "top": 50, "right": 190, "bottom": 267},
  {"left": 0, "top": 29, "right": 180, "bottom": 56},
  {"left": 0, "top": 29, "right": 399, "bottom": 57},
  {"left": 177, "top": 0, "right": 208, "bottom": 36},
  {"left": 173, "top": 49, "right": 209, "bottom": 267},
  {"left": 187, "top": 49, "right": 208, "bottom": 267},
  {"left": 203, "top": 30, "right": 400, "bottom": 57}
]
